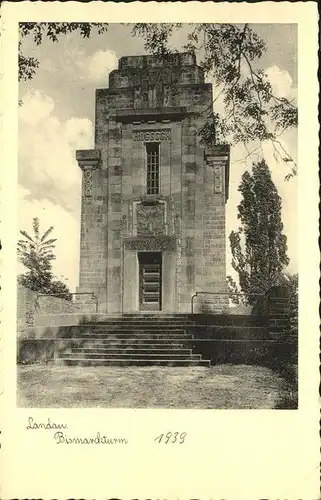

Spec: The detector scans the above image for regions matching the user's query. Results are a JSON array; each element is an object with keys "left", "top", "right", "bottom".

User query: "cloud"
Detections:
[
  {"left": 19, "top": 90, "right": 93, "bottom": 216},
  {"left": 265, "top": 65, "right": 297, "bottom": 101},
  {"left": 64, "top": 117, "right": 94, "bottom": 150},
  {"left": 86, "top": 49, "right": 118, "bottom": 83},
  {"left": 18, "top": 187, "right": 80, "bottom": 292},
  {"left": 18, "top": 91, "right": 93, "bottom": 288},
  {"left": 42, "top": 46, "right": 118, "bottom": 85},
  {"left": 18, "top": 90, "right": 54, "bottom": 125},
  {"left": 208, "top": 64, "right": 297, "bottom": 117},
  {"left": 72, "top": 49, "right": 118, "bottom": 84}
]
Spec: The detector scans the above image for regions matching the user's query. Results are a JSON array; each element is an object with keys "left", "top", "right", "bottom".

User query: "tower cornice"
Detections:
[{"left": 76, "top": 149, "right": 101, "bottom": 170}]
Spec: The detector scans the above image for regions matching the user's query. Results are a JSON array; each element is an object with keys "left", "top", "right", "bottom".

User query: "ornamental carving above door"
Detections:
[{"left": 136, "top": 203, "right": 166, "bottom": 236}]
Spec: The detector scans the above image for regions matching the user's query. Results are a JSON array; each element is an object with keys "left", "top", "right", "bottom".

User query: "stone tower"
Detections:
[{"left": 76, "top": 52, "right": 230, "bottom": 314}]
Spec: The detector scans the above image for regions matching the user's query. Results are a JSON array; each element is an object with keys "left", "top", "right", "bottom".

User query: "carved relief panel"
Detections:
[
  {"left": 214, "top": 163, "right": 223, "bottom": 193},
  {"left": 163, "top": 85, "right": 171, "bottom": 107},
  {"left": 136, "top": 70, "right": 173, "bottom": 109},
  {"left": 204, "top": 149, "right": 229, "bottom": 199},
  {"left": 133, "top": 87, "right": 142, "bottom": 109},
  {"left": 136, "top": 202, "right": 166, "bottom": 236},
  {"left": 127, "top": 197, "right": 177, "bottom": 238},
  {"left": 83, "top": 169, "right": 93, "bottom": 197},
  {"left": 205, "top": 158, "right": 224, "bottom": 195}
]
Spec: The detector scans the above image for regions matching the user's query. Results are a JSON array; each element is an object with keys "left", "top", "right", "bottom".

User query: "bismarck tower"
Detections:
[{"left": 76, "top": 52, "right": 230, "bottom": 314}]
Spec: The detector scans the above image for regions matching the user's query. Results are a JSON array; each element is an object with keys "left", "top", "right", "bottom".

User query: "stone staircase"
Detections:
[{"left": 57, "top": 314, "right": 211, "bottom": 367}]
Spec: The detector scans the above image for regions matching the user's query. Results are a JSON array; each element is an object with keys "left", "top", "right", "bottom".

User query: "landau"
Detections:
[{"left": 26, "top": 416, "right": 67, "bottom": 430}]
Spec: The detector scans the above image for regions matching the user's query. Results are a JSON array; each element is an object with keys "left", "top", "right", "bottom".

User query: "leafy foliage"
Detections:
[
  {"left": 19, "top": 22, "right": 109, "bottom": 81},
  {"left": 132, "top": 23, "right": 297, "bottom": 175},
  {"left": 132, "top": 23, "right": 183, "bottom": 55},
  {"left": 229, "top": 159, "right": 289, "bottom": 304},
  {"left": 18, "top": 49, "right": 39, "bottom": 82},
  {"left": 226, "top": 275, "right": 248, "bottom": 306},
  {"left": 17, "top": 217, "right": 72, "bottom": 300}
]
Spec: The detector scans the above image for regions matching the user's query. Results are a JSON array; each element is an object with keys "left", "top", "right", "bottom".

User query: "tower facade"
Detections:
[{"left": 76, "top": 53, "right": 230, "bottom": 314}]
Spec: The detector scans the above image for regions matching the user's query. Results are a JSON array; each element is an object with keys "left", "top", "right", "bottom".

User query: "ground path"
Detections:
[{"left": 17, "top": 364, "right": 295, "bottom": 409}]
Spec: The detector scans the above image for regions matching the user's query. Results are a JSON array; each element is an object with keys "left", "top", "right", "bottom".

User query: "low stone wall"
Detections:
[
  {"left": 251, "top": 285, "right": 292, "bottom": 335},
  {"left": 17, "top": 339, "right": 87, "bottom": 364},
  {"left": 38, "top": 295, "right": 75, "bottom": 314},
  {"left": 190, "top": 285, "right": 297, "bottom": 378},
  {"left": 34, "top": 313, "right": 100, "bottom": 328},
  {"left": 192, "top": 293, "right": 229, "bottom": 314},
  {"left": 17, "top": 284, "right": 97, "bottom": 337},
  {"left": 17, "top": 285, "right": 38, "bottom": 337},
  {"left": 228, "top": 305, "right": 253, "bottom": 315},
  {"left": 19, "top": 322, "right": 101, "bottom": 340},
  {"left": 18, "top": 339, "right": 56, "bottom": 364},
  {"left": 17, "top": 322, "right": 104, "bottom": 364},
  {"left": 191, "top": 339, "right": 297, "bottom": 368}
]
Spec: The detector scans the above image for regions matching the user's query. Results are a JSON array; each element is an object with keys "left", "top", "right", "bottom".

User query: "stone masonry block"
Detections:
[
  {"left": 110, "top": 183, "right": 122, "bottom": 193},
  {"left": 111, "top": 165, "right": 122, "bottom": 176},
  {"left": 108, "top": 157, "right": 122, "bottom": 167}
]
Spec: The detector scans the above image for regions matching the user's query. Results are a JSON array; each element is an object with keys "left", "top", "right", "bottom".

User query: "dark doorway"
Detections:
[{"left": 138, "top": 252, "right": 162, "bottom": 311}]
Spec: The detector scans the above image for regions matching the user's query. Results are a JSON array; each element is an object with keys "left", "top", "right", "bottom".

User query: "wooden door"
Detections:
[{"left": 138, "top": 252, "right": 162, "bottom": 311}]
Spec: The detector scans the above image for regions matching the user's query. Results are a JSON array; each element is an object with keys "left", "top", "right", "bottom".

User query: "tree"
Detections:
[
  {"left": 17, "top": 217, "right": 72, "bottom": 300},
  {"left": 19, "top": 22, "right": 109, "bottom": 82},
  {"left": 229, "top": 159, "right": 289, "bottom": 304},
  {"left": 19, "top": 23, "right": 297, "bottom": 177}
]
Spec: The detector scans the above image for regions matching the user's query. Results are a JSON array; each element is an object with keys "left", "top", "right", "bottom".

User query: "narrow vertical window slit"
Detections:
[{"left": 146, "top": 143, "right": 160, "bottom": 194}]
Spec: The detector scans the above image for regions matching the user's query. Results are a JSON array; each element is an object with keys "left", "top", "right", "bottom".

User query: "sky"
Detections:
[{"left": 18, "top": 23, "right": 298, "bottom": 292}]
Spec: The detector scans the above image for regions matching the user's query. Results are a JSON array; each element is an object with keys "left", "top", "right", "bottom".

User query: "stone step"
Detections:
[
  {"left": 94, "top": 314, "right": 192, "bottom": 320},
  {"left": 89, "top": 320, "right": 193, "bottom": 326},
  {"left": 69, "top": 337, "right": 191, "bottom": 345},
  {"left": 82, "top": 325, "right": 190, "bottom": 331},
  {"left": 191, "top": 314, "right": 267, "bottom": 326},
  {"left": 57, "top": 358, "right": 211, "bottom": 367},
  {"left": 62, "top": 352, "right": 200, "bottom": 360},
  {"left": 78, "top": 341, "right": 185, "bottom": 348},
  {"left": 79, "top": 330, "right": 189, "bottom": 336},
  {"left": 71, "top": 348, "right": 193, "bottom": 356},
  {"left": 75, "top": 314, "right": 265, "bottom": 326},
  {"left": 92, "top": 319, "right": 193, "bottom": 323},
  {"left": 77, "top": 332, "right": 193, "bottom": 340},
  {"left": 187, "top": 325, "right": 269, "bottom": 340},
  {"left": 66, "top": 326, "right": 190, "bottom": 336}
]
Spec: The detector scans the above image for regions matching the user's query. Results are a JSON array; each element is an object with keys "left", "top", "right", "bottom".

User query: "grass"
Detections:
[{"left": 17, "top": 364, "right": 297, "bottom": 409}]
